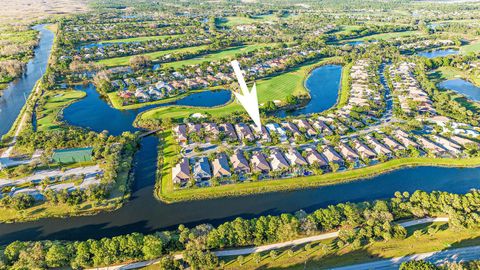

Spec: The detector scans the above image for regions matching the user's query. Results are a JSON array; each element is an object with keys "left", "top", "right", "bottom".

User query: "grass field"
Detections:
[
  {"left": 96, "top": 45, "right": 209, "bottom": 67},
  {"left": 345, "top": 31, "right": 422, "bottom": 42},
  {"left": 214, "top": 222, "right": 480, "bottom": 270},
  {"left": 162, "top": 44, "right": 274, "bottom": 69},
  {"left": 36, "top": 90, "right": 86, "bottom": 131},
  {"left": 460, "top": 40, "right": 480, "bottom": 54},
  {"left": 138, "top": 58, "right": 339, "bottom": 122},
  {"left": 219, "top": 15, "right": 279, "bottom": 27},
  {"left": 156, "top": 129, "right": 480, "bottom": 203}
]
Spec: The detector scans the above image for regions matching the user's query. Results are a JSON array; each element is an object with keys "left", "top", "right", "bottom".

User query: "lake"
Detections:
[
  {"left": 417, "top": 49, "right": 459, "bottom": 58},
  {"left": 438, "top": 79, "right": 480, "bottom": 102},
  {"left": 275, "top": 64, "right": 342, "bottom": 117}
]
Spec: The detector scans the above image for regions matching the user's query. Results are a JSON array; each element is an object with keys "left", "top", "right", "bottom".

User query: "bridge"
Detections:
[{"left": 138, "top": 128, "right": 161, "bottom": 138}]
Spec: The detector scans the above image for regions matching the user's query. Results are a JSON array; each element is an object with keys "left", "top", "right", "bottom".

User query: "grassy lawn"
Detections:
[
  {"left": 162, "top": 44, "right": 274, "bottom": 69},
  {"left": 345, "top": 31, "right": 422, "bottom": 42},
  {"left": 157, "top": 129, "right": 480, "bottom": 203},
  {"left": 36, "top": 90, "right": 86, "bottom": 131},
  {"left": 460, "top": 40, "right": 480, "bottom": 54},
  {"left": 138, "top": 58, "right": 340, "bottom": 122},
  {"left": 96, "top": 45, "right": 209, "bottom": 67},
  {"left": 219, "top": 15, "right": 279, "bottom": 27},
  {"left": 217, "top": 222, "right": 480, "bottom": 270},
  {"left": 429, "top": 66, "right": 480, "bottom": 87},
  {"left": 98, "top": 34, "right": 183, "bottom": 44}
]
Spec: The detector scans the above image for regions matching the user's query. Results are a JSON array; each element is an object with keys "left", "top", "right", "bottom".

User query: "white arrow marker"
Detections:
[{"left": 231, "top": 60, "right": 262, "bottom": 131}]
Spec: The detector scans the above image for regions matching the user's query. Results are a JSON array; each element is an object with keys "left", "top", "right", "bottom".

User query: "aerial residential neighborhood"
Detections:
[{"left": 0, "top": 0, "right": 480, "bottom": 269}]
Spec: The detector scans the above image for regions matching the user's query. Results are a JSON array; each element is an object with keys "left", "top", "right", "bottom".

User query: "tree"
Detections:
[
  {"left": 45, "top": 243, "right": 70, "bottom": 268},
  {"left": 400, "top": 260, "right": 439, "bottom": 270},
  {"left": 129, "top": 55, "right": 152, "bottom": 70},
  {"left": 142, "top": 235, "right": 164, "bottom": 260},
  {"left": 269, "top": 250, "right": 278, "bottom": 260}
]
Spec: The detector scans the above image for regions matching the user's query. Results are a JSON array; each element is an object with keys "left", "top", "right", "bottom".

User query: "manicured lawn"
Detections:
[
  {"left": 138, "top": 58, "right": 340, "bottom": 122},
  {"left": 219, "top": 15, "right": 279, "bottom": 27},
  {"left": 98, "top": 34, "right": 182, "bottom": 44},
  {"left": 345, "top": 31, "right": 422, "bottom": 42},
  {"left": 96, "top": 45, "right": 209, "bottom": 67},
  {"left": 36, "top": 90, "right": 86, "bottom": 131},
  {"left": 460, "top": 40, "right": 480, "bottom": 54},
  {"left": 218, "top": 222, "right": 480, "bottom": 270},
  {"left": 157, "top": 126, "right": 480, "bottom": 202},
  {"left": 162, "top": 44, "right": 275, "bottom": 69}
]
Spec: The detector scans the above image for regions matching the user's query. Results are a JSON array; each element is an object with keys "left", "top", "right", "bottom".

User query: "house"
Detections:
[
  {"left": 250, "top": 124, "right": 271, "bottom": 142},
  {"left": 393, "top": 130, "right": 420, "bottom": 149},
  {"left": 265, "top": 123, "right": 288, "bottom": 142},
  {"left": 251, "top": 152, "right": 271, "bottom": 173},
  {"left": 293, "top": 119, "right": 317, "bottom": 137},
  {"left": 230, "top": 150, "right": 250, "bottom": 174},
  {"left": 204, "top": 123, "right": 220, "bottom": 140},
  {"left": 338, "top": 142, "right": 360, "bottom": 163},
  {"left": 366, "top": 135, "right": 393, "bottom": 157},
  {"left": 285, "top": 148, "right": 308, "bottom": 167},
  {"left": 352, "top": 138, "right": 377, "bottom": 160},
  {"left": 322, "top": 145, "right": 344, "bottom": 166},
  {"left": 212, "top": 153, "right": 231, "bottom": 178},
  {"left": 235, "top": 123, "right": 255, "bottom": 142},
  {"left": 281, "top": 122, "right": 302, "bottom": 138},
  {"left": 450, "top": 135, "right": 479, "bottom": 147},
  {"left": 173, "top": 125, "right": 188, "bottom": 144},
  {"left": 415, "top": 136, "right": 448, "bottom": 156},
  {"left": 172, "top": 158, "right": 190, "bottom": 185},
  {"left": 382, "top": 135, "right": 405, "bottom": 151},
  {"left": 219, "top": 123, "right": 238, "bottom": 141},
  {"left": 269, "top": 149, "right": 290, "bottom": 171},
  {"left": 310, "top": 119, "right": 333, "bottom": 135},
  {"left": 431, "top": 135, "right": 462, "bottom": 155},
  {"left": 193, "top": 157, "right": 212, "bottom": 181},
  {"left": 304, "top": 148, "right": 328, "bottom": 168},
  {"left": 187, "top": 123, "right": 202, "bottom": 134}
]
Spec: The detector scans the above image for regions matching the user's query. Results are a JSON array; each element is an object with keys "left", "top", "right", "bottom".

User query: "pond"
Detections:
[
  {"left": 438, "top": 79, "right": 480, "bottom": 102},
  {"left": 417, "top": 48, "right": 459, "bottom": 58},
  {"left": 275, "top": 64, "right": 342, "bottom": 117},
  {"left": 62, "top": 84, "right": 232, "bottom": 135},
  {"left": 0, "top": 25, "right": 54, "bottom": 137}
]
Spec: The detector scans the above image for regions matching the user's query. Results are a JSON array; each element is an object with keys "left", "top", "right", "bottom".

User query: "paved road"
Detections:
[
  {"left": 0, "top": 165, "right": 101, "bottom": 187},
  {"left": 88, "top": 217, "right": 449, "bottom": 270},
  {"left": 331, "top": 245, "right": 480, "bottom": 270}
]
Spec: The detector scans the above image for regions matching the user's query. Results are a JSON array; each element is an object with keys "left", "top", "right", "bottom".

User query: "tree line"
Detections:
[{"left": 1, "top": 189, "right": 479, "bottom": 269}]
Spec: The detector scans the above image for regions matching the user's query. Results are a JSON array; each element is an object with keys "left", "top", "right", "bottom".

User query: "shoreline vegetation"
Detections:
[{"left": 156, "top": 130, "right": 480, "bottom": 203}]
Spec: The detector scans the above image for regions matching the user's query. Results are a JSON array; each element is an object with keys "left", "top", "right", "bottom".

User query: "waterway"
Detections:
[
  {"left": 438, "top": 79, "right": 480, "bottom": 102},
  {"left": 0, "top": 27, "right": 479, "bottom": 244},
  {"left": 0, "top": 25, "right": 54, "bottom": 137}
]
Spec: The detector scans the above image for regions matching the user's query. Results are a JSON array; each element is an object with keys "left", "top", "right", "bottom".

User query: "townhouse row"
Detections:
[{"left": 172, "top": 128, "right": 478, "bottom": 186}]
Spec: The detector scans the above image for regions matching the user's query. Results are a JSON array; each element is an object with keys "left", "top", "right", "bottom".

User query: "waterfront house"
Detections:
[
  {"left": 382, "top": 135, "right": 405, "bottom": 151},
  {"left": 352, "top": 138, "right": 377, "bottom": 160},
  {"left": 450, "top": 135, "right": 479, "bottom": 147},
  {"left": 431, "top": 135, "right": 462, "bottom": 155},
  {"left": 415, "top": 136, "right": 448, "bottom": 156},
  {"left": 366, "top": 135, "right": 393, "bottom": 157},
  {"left": 212, "top": 153, "right": 231, "bottom": 178},
  {"left": 172, "top": 158, "right": 190, "bottom": 185},
  {"left": 251, "top": 152, "right": 271, "bottom": 173},
  {"left": 230, "top": 150, "right": 250, "bottom": 174},
  {"left": 322, "top": 145, "right": 344, "bottom": 166},
  {"left": 269, "top": 149, "right": 290, "bottom": 171},
  {"left": 338, "top": 142, "right": 360, "bottom": 163},
  {"left": 193, "top": 157, "right": 212, "bottom": 181},
  {"left": 304, "top": 148, "right": 329, "bottom": 169},
  {"left": 173, "top": 125, "right": 188, "bottom": 144},
  {"left": 293, "top": 119, "right": 317, "bottom": 137},
  {"left": 285, "top": 148, "right": 308, "bottom": 167},
  {"left": 265, "top": 123, "right": 288, "bottom": 142},
  {"left": 393, "top": 129, "right": 420, "bottom": 149}
]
